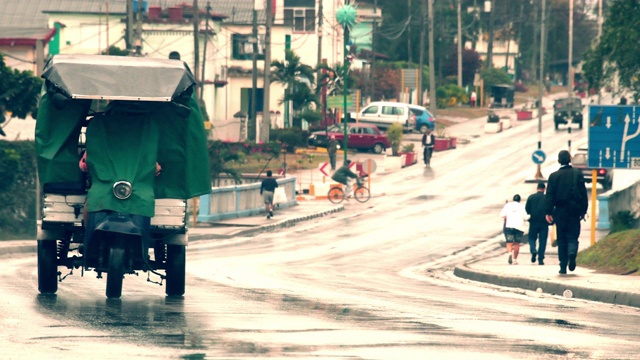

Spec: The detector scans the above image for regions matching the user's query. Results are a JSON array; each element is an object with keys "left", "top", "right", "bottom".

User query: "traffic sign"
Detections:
[
  {"left": 588, "top": 105, "right": 640, "bottom": 169},
  {"left": 359, "top": 159, "right": 377, "bottom": 175},
  {"left": 326, "top": 95, "right": 352, "bottom": 109},
  {"left": 531, "top": 150, "right": 546, "bottom": 164},
  {"left": 318, "top": 162, "right": 330, "bottom": 176}
]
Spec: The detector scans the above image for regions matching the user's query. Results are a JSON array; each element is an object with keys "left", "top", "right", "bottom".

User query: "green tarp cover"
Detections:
[
  {"left": 35, "top": 89, "right": 90, "bottom": 185},
  {"left": 36, "top": 91, "right": 211, "bottom": 217}
]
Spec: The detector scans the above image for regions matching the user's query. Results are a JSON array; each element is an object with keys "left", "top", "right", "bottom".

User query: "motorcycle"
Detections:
[{"left": 35, "top": 54, "right": 211, "bottom": 298}]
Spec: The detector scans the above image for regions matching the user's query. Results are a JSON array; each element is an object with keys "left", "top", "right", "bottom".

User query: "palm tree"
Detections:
[{"left": 271, "top": 50, "right": 316, "bottom": 127}]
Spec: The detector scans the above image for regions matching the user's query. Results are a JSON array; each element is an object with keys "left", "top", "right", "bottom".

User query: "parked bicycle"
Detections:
[{"left": 328, "top": 177, "right": 370, "bottom": 204}]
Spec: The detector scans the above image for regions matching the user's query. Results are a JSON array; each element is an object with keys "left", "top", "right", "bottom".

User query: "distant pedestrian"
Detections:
[
  {"left": 545, "top": 150, "right": 588, "bottom": 274},
  {"left": 500, "top": 194, "right": 530, "bottom": 265},
  {"left": 525, "top": 182, "right": 548, "bottom": 265},
  {"left": 421, "top": 127, "right": 435, "bottom": 166},
  {"left": 470, "top": 91, "right": 477, "bottom": 108},
  {"left": 260, "top": 170, "right": 278, "bottom": 219},
  {"left": 327, "top": 135, "right": 339, "bottom": 170}
]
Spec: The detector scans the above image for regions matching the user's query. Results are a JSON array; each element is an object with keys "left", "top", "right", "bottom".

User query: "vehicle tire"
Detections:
[
  {"left": 418, "top": 124, "right": 429, "bottom": 134},
  {"left": 579, "top": 119, "right": 583, "bottom": 129},
  {"left": 372, "top": 143, "right": 385, "bottom": 154},
  {"left": 554, "top": 122, "right": 559, "bottom": 130},
  {"left": 354, "top": 186, "right": 370, "bottom": 203},
  {"left": 37, "top": 240, "right": 58, "bottom": 294},
  {"left": 166, "top": 244, "right": 186, "bottom": 297},
  {"left": 328, "top": 187, "right": 344, "bottom": 204},
  {"left": 106, "top": 247, "right": 125, "bottom": 299}
]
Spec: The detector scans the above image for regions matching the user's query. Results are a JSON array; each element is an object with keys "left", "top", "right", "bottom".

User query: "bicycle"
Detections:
[{"left": 328, "top": 177, "right": 370, "bottom": 204}]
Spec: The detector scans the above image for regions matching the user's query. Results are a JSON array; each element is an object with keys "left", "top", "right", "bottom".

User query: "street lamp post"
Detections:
[
  {"left": 534, "top": 0, "right": 546, "bottom": 181},
  {"left": 336, "top": 2, "right": 357, "bottom": 162}
]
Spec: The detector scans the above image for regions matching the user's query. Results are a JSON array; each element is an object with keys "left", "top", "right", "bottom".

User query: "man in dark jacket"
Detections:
[
  {"left": 331, "top": 159, "right": 358, "bottom": 198},
  {"left": 526, "top": 182, "right": 548, "bottom": 265},
  {"left": 260, "top": 170, "right": 279, "bottom": 219},
  {"left": 545, "top": 150, "right": 588, "bottom": 274},
  {"left": 327, "top": 135, "right": 339, "bottom": 170},
  {"left": 421, "top": 127, "right": 435, "bottom": 166}
]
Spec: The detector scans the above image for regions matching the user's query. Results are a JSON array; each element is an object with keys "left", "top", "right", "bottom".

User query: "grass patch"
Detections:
[
  {"left": 228, "top": 150, "right": 331, "bottom": 174},
  {"left": 578, "top": 229, "right": 640, "bottom": 275}
]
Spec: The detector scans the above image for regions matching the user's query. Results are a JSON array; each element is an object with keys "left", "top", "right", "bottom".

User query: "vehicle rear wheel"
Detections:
[
  {"left": 372, "top": 143, "right": 385, "bottom": 154},
  {"left": 554, "top": 122, "right": 559, "bottom": 130},
  {"left": 419, "top": 124, "right": 429, "bottom": 134},
  {"left": 37, "top": 240, "right": 58, "bottom": 294},
  {"left": 579, "top": 119, "right": 583, "bottom": 129},
  {"left": 166, "top": 245, "right": 186, "bottom": 297},
  {"left": 354, "top": 186, "right": 370, "bottom": 203},
  {"left": 106, "top": 247, "right": 125, "bottom": 299},
  {"left": 328, "top": 186, "right": 344, "bottom": 204}
]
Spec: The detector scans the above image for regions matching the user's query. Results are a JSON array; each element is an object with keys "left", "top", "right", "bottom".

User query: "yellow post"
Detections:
[{"left": 591, "top": 169, "right": 598, "bottom": 245}]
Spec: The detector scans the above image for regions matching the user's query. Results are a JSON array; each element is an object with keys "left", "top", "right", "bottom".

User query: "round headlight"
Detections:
[{"left": 113, "top": 181, "right": 132, "bottom": 200}]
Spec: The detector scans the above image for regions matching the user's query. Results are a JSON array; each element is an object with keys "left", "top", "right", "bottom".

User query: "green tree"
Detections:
[
  {"left": 271, "top": 50, "right": 316, "bottom": 125},
  {"left": 0, "top": 55, "right": 42, "bottom": 128},
  {"left": 480, "top": 67, "right": 512, "bottom": 92},
  {"left": 582, "top": 0, "right": 640, "bottom": 99}
]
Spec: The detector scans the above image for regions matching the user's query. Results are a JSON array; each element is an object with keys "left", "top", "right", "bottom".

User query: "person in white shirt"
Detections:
[{"left": 500, "top": 194, "right": 530, "bottom": 265}]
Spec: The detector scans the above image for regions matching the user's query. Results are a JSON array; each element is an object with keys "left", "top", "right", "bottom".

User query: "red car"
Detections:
[{"left": 307, "top": 123, "right": 390, "bottom": 154}]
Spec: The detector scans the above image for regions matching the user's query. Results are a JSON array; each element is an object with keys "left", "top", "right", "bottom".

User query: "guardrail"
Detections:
[{"left": 197, "top": 177, "right": 297, "bottom": 222}]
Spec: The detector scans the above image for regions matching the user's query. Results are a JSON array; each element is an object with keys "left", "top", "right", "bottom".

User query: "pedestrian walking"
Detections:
[
  {"left": 500, "top": 194, "right": 530, "bottom": 265},
  {"left": 421, "top": 127, "right": 435, "bottom": 166},
  {"left": 545, "top": 150, "right": 588, "bottom": 274},
  {"left": 260, "top": 170, "right": 279, "bottom": 219},
  {"left": 525, "top": 182, "right": 548, "bottom": 265},
  {"left": 327, "top": 135, "right": 339, "bottom": 171},
  {"left": 470, "top": 91, "right": 477, "bottom": 108}
]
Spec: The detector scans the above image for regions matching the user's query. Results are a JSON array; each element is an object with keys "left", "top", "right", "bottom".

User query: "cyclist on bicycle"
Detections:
[
  {"left": 422, "top": 127, "right": 435, "bottom": 167},
  {"left": 331, "top": 159, "right": 359, "bottom": 198}
]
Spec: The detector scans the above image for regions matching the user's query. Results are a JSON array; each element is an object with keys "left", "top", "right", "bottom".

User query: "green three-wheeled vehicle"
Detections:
[{"left": 35, "top": 54, "right": 211, "bottom": 298}]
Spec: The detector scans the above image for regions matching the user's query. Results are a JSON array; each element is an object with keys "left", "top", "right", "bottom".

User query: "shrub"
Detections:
[
  {"left": 514, "top": 81, "right": 528, "bottom": 92},
  {"left": 435, "top": 84, "right": 467, "bottom": 109},
  {"left": 0, "top": 140, "right": 37, "bottom": 239},
  {"left": 401, "top": 143, "right": 415, "bottom": 152},
  {"left": 271, "top": 127, "right": 309, "bottom": 152},
  {"left": 387, "top": 123, "right": 403, "bottom": 156}
]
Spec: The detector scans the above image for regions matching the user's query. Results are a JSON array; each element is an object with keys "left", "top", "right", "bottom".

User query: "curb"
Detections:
[
  {"left": 453, "top": 263, "right": 640, "bottom": 309},
  {"left": 189, "top": 205, "right": 345, "bottom": 240}
]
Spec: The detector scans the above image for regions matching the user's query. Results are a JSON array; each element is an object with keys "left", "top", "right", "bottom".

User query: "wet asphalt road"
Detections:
[{"left": 3, "top": 104, "right": 640, "bottom": 359}]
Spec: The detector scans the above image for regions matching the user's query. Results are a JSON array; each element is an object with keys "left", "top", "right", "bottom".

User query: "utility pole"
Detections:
[
  {"left": 262, "top": 0, "right": 273, "bottom": 142},
  {"left": 407, "top": 0, "right": 412, "bottom": 67},
  {"left": 568, "top": 0, "right": 574, "bottom": 97},
  {"left": 370, "top": 0, "right": 378, "bottom": 101},
  {"left": 193, "top": 0, "right": 200, "bottom": 98},
  {"left": 530, "top": 0, "right": 538, "bottom": 82},
  {"left": 418, "top": 0, "right": 425, "bottom": 105},
  {"left": 249, "top": 6, "right": 258, "bottom": 141},
  {"left": 316, "top": 0, "right": 323, "bottom": 95},
  {"left": 457, "top": 0, "right": 462, "bottom": 88},
  {"left": 534, "top": 0, "right": 546, "bottom": 181},
  {"left": 486, "top": 0, "right": 494, "bottom": 69},
  {"left": 126, "top": 0, "right": 133, "bottom": 52},
  {"left": 428, "top": 0, "right": 436, "bottom": 115},
  {"left": 201, "top": 2, "right": 211, "bottom": 102}
]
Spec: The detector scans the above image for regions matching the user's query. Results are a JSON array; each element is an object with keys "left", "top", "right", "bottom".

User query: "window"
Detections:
[
  {"left": 362, "top": 127, "right": 375, "bottom": 135},
  {"left": 232, "top": 34, "right": 265, "bottom": 60},
  {"left": 283, "top": 8, "right": 315, "bottom": 33},
  {"left": 410, "top": 109, "right": 423, "bottom": 116},
  {"left": 382, "top": 106, "right": 403, "bottom": 115},
  {"left": 362, "top": 106, "right": 378, "bottom": 115}
]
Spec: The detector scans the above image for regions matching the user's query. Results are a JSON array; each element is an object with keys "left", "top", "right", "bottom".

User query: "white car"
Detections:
[{"left": 350, "top": 101, "right": 416, "bottom": 132}]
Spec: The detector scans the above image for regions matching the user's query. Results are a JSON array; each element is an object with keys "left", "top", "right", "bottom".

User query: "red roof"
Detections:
[{"left": 0, "top": 27, "right": 57, "bottom": 46}]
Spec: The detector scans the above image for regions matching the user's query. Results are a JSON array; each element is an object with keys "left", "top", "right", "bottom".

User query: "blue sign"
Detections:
[
  {"left": 531, "top": 150, "right": 546, "bottom": 164},
  {"left": 588, "top": 105, "right": 640, "bottom": 169}
]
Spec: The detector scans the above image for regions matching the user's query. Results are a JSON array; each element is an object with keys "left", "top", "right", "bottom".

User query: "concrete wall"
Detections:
[
  {"left": 605, "top": 182, "right": 640, "bottom": 229},
  {"left": 198, "top": 176, "right": 297, "bottom": 222}
]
